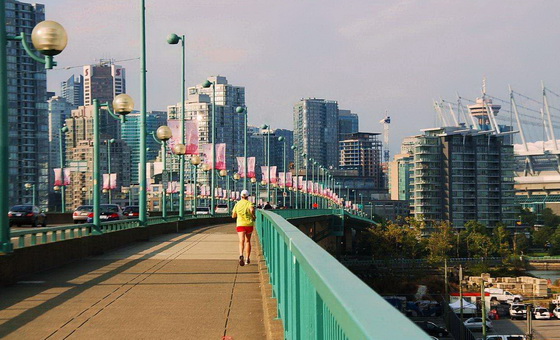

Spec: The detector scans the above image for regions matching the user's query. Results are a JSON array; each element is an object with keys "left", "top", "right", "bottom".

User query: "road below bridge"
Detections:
[{"left": 0, "top": 223, "right": 267, "bottom": 339}]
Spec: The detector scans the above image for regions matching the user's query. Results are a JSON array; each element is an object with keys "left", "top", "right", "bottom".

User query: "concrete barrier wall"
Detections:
[{"left": 0, "top": 217, "right": 232, "bottom": 286}]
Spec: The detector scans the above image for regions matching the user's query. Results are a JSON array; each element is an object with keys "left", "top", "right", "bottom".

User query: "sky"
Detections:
[{"left": 39, "top": 0, "right": 560, "bottom": 156}]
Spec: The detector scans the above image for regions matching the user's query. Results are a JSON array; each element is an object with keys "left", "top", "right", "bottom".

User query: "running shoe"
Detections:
[
  {"left": 245, "top": 258, "right": 250, "bottom": 265},
  {"left": 239, "top": 255, "right": 245, "bottom": 266}
]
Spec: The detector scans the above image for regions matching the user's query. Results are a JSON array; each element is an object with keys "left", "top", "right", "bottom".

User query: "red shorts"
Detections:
[{"left": 236, "top": 226, "right": 254, "bottom": 233}]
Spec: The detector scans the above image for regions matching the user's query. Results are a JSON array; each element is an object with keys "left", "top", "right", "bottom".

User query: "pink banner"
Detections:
[
  {"left": 201, "top": 144, "right": 213, "bottom": 169},
  {"left": 270, "top": 166, "right": 277, "bottom": 183},
  {"left": 167, "top": 181, "right": 178, "bottom": 194},
  {"left": 298, "top": 176, "right": 304, "bottom": 190},
  {"left": 185, "top": 120, "right": 199, "bottom": 154},
  {"left": 103, "top": 174, "right": 117, "bottom": 190},
  {"left": 285, "top": 172, "right": 292, "bottom": 188},
  {"left": 261, "top": 166, "right": 269, "bottom": 184},
  {"left": 63, "top": 168, "right": 71, "bottom": 185},
  {"left": 215, "top": 143, "right": 226, "bottom": 170},
  {"left": 237, "top": 157, "right": 246, "bottom": 177},
  {"left": 103, "top": 174, "right": 110, "bottom": 190},
  {"left": 247, "top": 157, "right": 256, "bottom": 178},
  {"left": 167, "top": 119, "right": 182, "bottom": 151},
  {"left": 54, "top": 168, "right": 63, "bottom": 186},
  {"left": 186, "top": 184, "right": 194, "bottom": 196},
  {"left": 110, "top": 173, "right": 117, "bottom": 189},
  {"left": 278, "top": 172, "right": 285, "bottom": 187}
]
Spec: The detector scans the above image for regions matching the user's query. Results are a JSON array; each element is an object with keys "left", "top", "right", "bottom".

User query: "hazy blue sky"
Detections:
[{"left": 40, "top": 0, "right": 560, "bottom": 155}]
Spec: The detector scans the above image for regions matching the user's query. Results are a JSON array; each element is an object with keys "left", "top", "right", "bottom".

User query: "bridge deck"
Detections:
[{"left": 0, "top": 223, "right": 266, "bottom": 339}]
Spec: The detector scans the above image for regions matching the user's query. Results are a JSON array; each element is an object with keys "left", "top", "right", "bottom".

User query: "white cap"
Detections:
[{"left": 241, "top": 189, "right": 249, "bottom": 197}]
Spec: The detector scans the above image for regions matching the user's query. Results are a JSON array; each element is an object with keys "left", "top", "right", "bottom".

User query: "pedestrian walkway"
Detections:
[{"left": 0, "top": 223, "right": 266, "bottom": 339}]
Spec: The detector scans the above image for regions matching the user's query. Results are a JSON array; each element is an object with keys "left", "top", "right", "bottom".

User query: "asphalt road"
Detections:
[{"left": 471, "top": 319, "right": 560, "bottom": 340}]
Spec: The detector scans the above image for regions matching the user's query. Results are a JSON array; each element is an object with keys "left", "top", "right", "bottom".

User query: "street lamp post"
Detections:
[
  {"left": 154, "top": 125, "right": 172, "bottom": 218},
  {"left": 190, "top": 155, "right": 201, "bottom": 214},
  {"left": 236, "top": 106, "right": 248, "bottom": 190},
  {"left": 291, "top": 145, "right": 299, "bottom": 209},
  {"left": 202, "top": 79, "right": 217, "bottom": 215},
  {"left": 59, "top": 126, "right": 69, "bottom": 212},
  {"left": 24, "top": 183, "right": 36, "bottom": 206},
  {"left": 262, "top": 124, "right": 271, "bottom": 203},
  {"left": 106, "top": 138, "right": 115, "bottom": 204},
  {"left": 310, "top": 159, "right": 316, "bottom": 208},
  {"left": 1, "top": 17, "right": 67, "bottom": 252},
  {"left": 302, "top": 153, "right": 308, "bottom": 208},
  {"left": 278, "top": 136, "right": 287, "bottom": 207},
  {"left": 167, "top": 33, "right": 186, "bottom": 218},
  {"left": 172, "top": 143, "right": 187, "bottom": 215},
  {"left": 92, "top": 94, "right": 134, "bottom": 232},
  {"left": 219, "top": 169, "right": 228, "bottom": 210}
]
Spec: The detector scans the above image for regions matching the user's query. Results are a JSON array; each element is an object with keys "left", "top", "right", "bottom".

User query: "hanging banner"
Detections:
[
  {"left": 292, "top": 177, "right": 297, "bottom": 189},
  {"left": 167, "top": 181, "right": 178, "bottom": 194},
  {"left": 215, "top": 143, "right": 226, "bottom": 170},
  {"left": 298, "top": 176, "right": 304, "bottom": 190},
  {"left": 201, "top": 144, "right": 213, "bottom": 169},
  {"left": 110, "top": 173, "right": 117, "bottom": 189},
  {"left": 237, "top": 157, "right": 246, "bottom": 178},
  {"left": 270, "top": 166, "right": 277, "bottom": 183},
  {"left": 285, "top": 172, "right": 293, "bottom": 188},
  {"left": 63, "top": 168, "right": 71, "bottom": 185},
  {"left": 307, "top": 181, "right": 313, "bottom": 193},
  {"left": 278, "top": 172, "right": 285, "bottom": 187},
  {"left": 247, "top": 157, "right": 256, "bottom": 178},
  {"left": 54, "top": 168, "right": 63, "bottom": 186},
  {"left": 261, "top": 166, "right": 269, "bottom": 184},
  {"left": 103, "top": 174, "right": 110, "bottom": 190},
  {"left": 186, "top": 184, "right": 194, "bottom": 196},
  {"left": 167, "top": 119, "right": 182, "bottom": 151},
  {"left": 185, "top": 120, "right": 199, "bottom": 154}
]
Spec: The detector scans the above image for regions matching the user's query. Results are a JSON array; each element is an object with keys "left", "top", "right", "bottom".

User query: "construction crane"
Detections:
[{"left": 379, "top": 115, "right": 391, "bottom": 162}]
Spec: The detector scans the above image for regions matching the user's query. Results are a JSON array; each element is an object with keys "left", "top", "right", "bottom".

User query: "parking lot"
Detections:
[{"left": 470, "top": 319, "right": 560, "bottom": 340}]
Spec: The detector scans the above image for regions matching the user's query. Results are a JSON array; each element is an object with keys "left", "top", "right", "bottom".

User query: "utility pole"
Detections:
[{"left": 526, "top": 304, "right": 533, "bottom": 340}]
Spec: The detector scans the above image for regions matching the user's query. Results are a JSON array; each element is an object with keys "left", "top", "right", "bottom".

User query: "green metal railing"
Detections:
[
  {"left": 10, "top": 213, "right": 232, "bottom": 249},
  {"left": 256, "top": 210, "right": 430, "bottom": 340}
]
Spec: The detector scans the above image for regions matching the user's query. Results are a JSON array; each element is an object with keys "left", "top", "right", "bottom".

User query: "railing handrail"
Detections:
[{"left": 257, "top": 210, "right": 430, "bottom": 339}]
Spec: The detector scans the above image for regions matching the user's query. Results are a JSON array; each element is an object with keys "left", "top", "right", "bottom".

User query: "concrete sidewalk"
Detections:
[{"left": 0, "top": 223, "right": 266, "bottom": 339}]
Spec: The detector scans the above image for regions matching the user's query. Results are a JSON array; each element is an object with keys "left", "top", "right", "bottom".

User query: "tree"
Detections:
[
  {"left": 493, "top": 224, "right": 511, "bottom": 257},
  {"left": 548, "top": 228, "right": 560, "bottom": 255},
  {"left": 533, "top": 226, "right": 555, "bottom": 248},
  {"left": 426, "top": 221, "right": 454, "bottom": 262},
  {"left": 513, "top": 232, "right": 530, "bottom": 255},
  {"left": 542, "top": 208, "right": 560, "bottom": 228},
  {"left": 518, "top": 207, "right": 536, "bottom": 226}
]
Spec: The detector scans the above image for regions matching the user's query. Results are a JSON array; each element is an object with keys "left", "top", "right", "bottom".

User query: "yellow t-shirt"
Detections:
[{"left": 233, "top": 199, "right": 254, "bottom": 226}]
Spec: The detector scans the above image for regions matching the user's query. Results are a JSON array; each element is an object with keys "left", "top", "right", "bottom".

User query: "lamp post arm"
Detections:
[
  {"left": 8, "top": 33, "right": 55, "bottom": 68},
  {"left": 100, "top": 102, "right": 126, "bottom": 123},
  {"left": 150, "top": 131, "right": 163, "bottom": 145}
]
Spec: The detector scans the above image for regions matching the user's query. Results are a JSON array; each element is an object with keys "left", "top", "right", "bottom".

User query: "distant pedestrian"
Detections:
[
  {"left": 232, "top": 190, "right": 255, "bottom": 266},
  {"left": 263, "top": 202, "right": 272, "bottom": 210}
]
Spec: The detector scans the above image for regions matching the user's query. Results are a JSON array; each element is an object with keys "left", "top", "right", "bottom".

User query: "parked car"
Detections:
[
  {"left": 8, "top": 205, "right": 46, "bottom": 227},
  {"left": 215, "top": 204, "right": 229, "bottom": 214},
  {"left": 86, "top": 204, "right": 124, "bottom": 222},
  {"left": 464, "top": 317, "right": 493, "bottom": 331},
  {"left": 533, "top": 306, "right": 551, "bottom": 320},
  {"left": 73, "top": 205, "right": 93, "bottom": 223},
  {"left": 195, "top": 206, "right": 210, "bottom": 215},
  {"left": 413, "top": 321, "right": 448, "bottom": 337},
  {"left": 482, "top": 336, "right": 526, "bottom": 340},
  {"left": 122, "top": 206, "right": 140, "bottom": 219},
  {"left": 510, "top": 303, "right": 527, "bottom": 320},
  {"left": 553, "top": 306, "right": 560, "bottom": 319}
]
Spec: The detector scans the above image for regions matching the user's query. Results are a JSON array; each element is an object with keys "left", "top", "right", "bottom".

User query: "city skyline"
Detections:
[{"left": 38, "top": 1, "right": 560, "bottom": 156}]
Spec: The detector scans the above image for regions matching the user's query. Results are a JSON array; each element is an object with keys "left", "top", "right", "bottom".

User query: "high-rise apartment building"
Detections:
[
  {"left": 5, "top": 0, "right": 48, "bottom": 208},
  {"left": 47, "top": 96, "right": 74, "bottom": 210},
  {"left": 168, "top": 76, "right": 245, "bottom": 172},
  {"left": 293, "top": 98, "right": 339, "bottom": 170},
  {"left": 64, "top": 106, "right": 131, "bottom": 209},
  {"left": 388, "top": 137, "right": 416, "bottom": 204},
  {"left": 409, "top": 126, "right": 516, "bottom": 228},
  {"left": 83, "top": 61, "right": 125, "bottom": 138},
  {"left": 61, "top": 75, "right": 84, "bottom": 107},
  {"left": 339, "top": 133, "right": 383, "bottom": 187},
  {"left": 248, "top": 127, "right": 294, "bottom": 179},
  {"left": 338, "top": 109, "right": 359, "bottom": 140}
]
